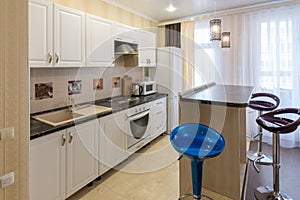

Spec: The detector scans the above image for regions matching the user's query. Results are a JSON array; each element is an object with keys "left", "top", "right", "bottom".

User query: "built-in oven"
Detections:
[{"left": 127, "top": 104, "right": 151, "bottom": 150}]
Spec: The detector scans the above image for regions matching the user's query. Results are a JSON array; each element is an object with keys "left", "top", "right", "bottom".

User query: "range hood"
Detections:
[
  {"left": 114, "top": 39, "right": 138, "bottom": 67},
  {"left": 114, "top": 40, "right": 138, "bottom": 55}
]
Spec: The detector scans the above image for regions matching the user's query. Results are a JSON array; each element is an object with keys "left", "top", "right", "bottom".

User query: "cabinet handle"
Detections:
[
  {"left": 61, "top": 134, "right": 66, "bottom": 146},
  {"left": 48, "top": 52, "right": 53, "bottom": 63},
  {"left": 55, "top": 53, "right": 59, "bottom": 63},
  {"left": 156, "top": 102, "right": 163, "bottom": 105},
  {"left": 69, "top": 132, "right": 73, "bottom": 143}
]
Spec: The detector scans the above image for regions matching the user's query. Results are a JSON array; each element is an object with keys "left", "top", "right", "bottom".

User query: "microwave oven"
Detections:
[{"left": 132, "top": 81, "right": 157, "bottom": 96}]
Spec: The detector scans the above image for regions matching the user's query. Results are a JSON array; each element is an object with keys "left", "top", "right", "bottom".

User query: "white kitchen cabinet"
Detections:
[
  {"left": 115, "top": 23, "right": 137, "bottom": 42},
  {"left": 138, "top": 30, "right": 156, "bottom": 67},
  {"left": 99, "top": 110, "right": 128, "bottom": 175},
  {"left": 30, "top": 130, "right": 66, "bottom": 200},
  {"left": 29, "top": 0, "right": 53, "bottom": 67},
  {"left": 29, "top": 1, "right": 86, "bottom": 67},
  {"left": 86, "top": 14, "right": 114, "bottom": 67},
  {"left": 53, "top": 4, "right": 86, "bottom": 67},
  {"left": 66, "top": 120, "right": 98, "bottom": 197},
  {"left": 150, "top": 97, "right": 167, "bottom": 138},
  {"left": 30, "top": 120, "right": 98, "bottom": 199}
]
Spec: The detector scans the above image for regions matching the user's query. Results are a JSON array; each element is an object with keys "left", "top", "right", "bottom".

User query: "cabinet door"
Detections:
[
  {"left": 99, "top": 111, "right": 127, "bottom": 175},
  {"left": 30, "top": 130, "right": 66, "bottom": 200},
  {"left": 86, "top": 14, "right": 114, "bottom": 67},
  {"left": 138, "top": 31, "right": 156, "bottom": 67},
  {"left": 66, "top": 120, "right": 98, "bottom": 197},
  {"left": 53, "top": 4, "right": 86, "bottom": 67},
  {"left": 29, "top": 0, "right": 53, "bottom": 67},
  {"left": 151, "top": 98, "right": 167, "bottom": 138},
  {"left": 115, "top": 23, "right": 137, "bottom": 42}
]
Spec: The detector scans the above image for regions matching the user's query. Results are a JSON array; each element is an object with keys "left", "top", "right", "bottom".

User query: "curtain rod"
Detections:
[{"left": 158, "top": 0, "right": 299, "bottom": 26}]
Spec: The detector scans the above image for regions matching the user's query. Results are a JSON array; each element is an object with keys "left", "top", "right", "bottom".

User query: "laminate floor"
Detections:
[
  {"left": 244, "top": 142, "right": 300, "bottom": 200},
  {"left": 68, "top": 134, "right": 233, "bottom": 200}
]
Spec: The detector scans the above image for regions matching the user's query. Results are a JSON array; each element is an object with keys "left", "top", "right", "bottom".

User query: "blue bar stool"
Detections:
[
  {"left": 170, "top": 123, "right": 225, "bottom": 200},
  {"left": 254, "top": 108, "right": 300, "bottom": 200}
]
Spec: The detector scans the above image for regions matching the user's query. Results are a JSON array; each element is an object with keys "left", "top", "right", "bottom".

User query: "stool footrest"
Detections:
[
  {"left": 255, "top": 186, "right": 293, "bottom": 200},
  {"left": 247, "top": 151, "right": 273, "bottom": 165},
  {"left": 178, "top": 193, "right": 213, "bottom": 200}
]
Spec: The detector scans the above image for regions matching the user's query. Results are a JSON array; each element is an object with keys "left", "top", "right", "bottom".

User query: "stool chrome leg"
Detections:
[
  {"left": 254, "top": 133, "right": 293, "bottom": 200},
  {"left": 247, "top": 111, "right": 272, "bottom": 165}
]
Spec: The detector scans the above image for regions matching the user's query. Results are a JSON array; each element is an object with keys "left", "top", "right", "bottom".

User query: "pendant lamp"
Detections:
[
  {"left": 209, "top": 19, "right": 221, "bottom": 41},
  {"left": 221, "top": 32, "right": 230, "bottom": 48}
]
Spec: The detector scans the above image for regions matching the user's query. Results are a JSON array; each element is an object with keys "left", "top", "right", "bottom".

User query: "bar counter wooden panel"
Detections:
[{"left": 179, "top": 101, "right": 247, "bottom": 200}]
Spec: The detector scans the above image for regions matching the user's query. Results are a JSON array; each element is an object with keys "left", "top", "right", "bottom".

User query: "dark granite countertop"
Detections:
[
  {"left": 180, "top": 84, "right": 254, "bottom": 107},
  {"left": 30, "top": 93, "right": 167, "bottom": 140}
]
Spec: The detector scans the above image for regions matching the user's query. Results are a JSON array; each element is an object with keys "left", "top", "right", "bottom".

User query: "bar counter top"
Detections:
[{"left": 180, "top": 84, "right": 254, "bottom": 107}]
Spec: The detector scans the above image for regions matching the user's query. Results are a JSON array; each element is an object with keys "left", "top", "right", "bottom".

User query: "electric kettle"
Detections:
[{"left": 132, "top": 83, "right": 143, "bottom": 96}]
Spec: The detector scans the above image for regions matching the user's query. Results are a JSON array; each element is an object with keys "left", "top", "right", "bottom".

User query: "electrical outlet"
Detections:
[
  {"left": 0, "top": 127, "right": 14, "bottom": 141},
  {"left": 0, "top": 172, "right": 14, "bottom": 188}
]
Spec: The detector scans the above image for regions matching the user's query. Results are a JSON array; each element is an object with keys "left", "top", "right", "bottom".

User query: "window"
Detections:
[{"left": 259, "top": 19, "right": 293, "bottom": 90}]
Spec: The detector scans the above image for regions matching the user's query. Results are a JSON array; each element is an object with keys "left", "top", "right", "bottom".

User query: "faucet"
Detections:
[{"left": 68, "top": 96, "right": 76, "bottom": 112}]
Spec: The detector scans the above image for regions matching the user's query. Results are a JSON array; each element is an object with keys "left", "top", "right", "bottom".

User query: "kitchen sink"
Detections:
[{"left": 32, "top": 105, "right": 112, "bottom": 126}]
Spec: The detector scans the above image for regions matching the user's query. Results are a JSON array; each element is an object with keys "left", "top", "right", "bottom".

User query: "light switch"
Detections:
[{"left": 0, "top": 127, "right": 14, "bottom": 141}]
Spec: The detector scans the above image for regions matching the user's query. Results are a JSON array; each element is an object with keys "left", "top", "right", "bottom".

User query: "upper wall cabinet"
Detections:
[
  {"left": 86, "top": 14, "right": 114, "bottom": 67},
  {"left": 115, "top": 23, "right": 138, "bottom": 43},
  {"left": 29, "top": 1, "right": 156, "bottom": 68},
  {"left": 29, "top": 0, "right": 53, "bottom": 67},
  {"left": 53, "top": 4, "right": 86, "bottom": 67},
  {"left": 137, "top": 30, "right": 156, "bottom": 67},
  {"left": 29, "top": 0, "right": 86, "bottom": 68}
]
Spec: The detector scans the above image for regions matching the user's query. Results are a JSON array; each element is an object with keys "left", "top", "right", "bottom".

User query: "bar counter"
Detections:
[{"left": 179, "top": 83, "right": 254, "bottom": 199}]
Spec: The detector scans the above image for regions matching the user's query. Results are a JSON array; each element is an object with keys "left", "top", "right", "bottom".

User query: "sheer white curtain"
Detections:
[
  {"left": 181, "top": 21, "right": 195, "bottom": 90},
  {"left": 249, "top": 6, "right": 300, "bottom": 147},
  {"left": 194, "top": 4, "right": 300, "bottom": 148}
]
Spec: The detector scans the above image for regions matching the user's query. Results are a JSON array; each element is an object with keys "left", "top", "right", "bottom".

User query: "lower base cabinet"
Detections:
[
  {"left": 30, "top": 130, "right": 66, "bottom": 200},
  {"left": 30, "top": 120, "right": 98, "bottom": 200},
  {"left": 99, "top": 110, "right": 128, "bottom": 175}
]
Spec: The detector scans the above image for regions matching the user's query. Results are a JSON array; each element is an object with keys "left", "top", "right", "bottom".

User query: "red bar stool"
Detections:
[
  {"left": 254, "top": 108, "right": 300, "bottom": 200},
  {"left": 247, "top": 93, "right": 280, "bottom": 167}
]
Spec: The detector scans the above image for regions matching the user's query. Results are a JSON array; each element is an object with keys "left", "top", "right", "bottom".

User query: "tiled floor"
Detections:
[{"left": 68, "top": 134, "right": 233, "bottom": 200}]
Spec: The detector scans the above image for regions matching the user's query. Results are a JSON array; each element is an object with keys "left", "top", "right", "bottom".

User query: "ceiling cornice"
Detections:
[{"left": 101, "top": 0, "right": 159, "bottom": 23}]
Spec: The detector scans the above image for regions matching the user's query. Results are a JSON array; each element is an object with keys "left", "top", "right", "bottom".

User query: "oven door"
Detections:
[{"left": 127, "top": 109, "right": 150, "bottom": 148}]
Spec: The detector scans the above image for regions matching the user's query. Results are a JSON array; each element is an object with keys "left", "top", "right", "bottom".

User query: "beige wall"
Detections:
[
  {"left": 0, "top": 0, "right": 29, "bottom": 200},
  {"left": 50, "top": 0, "right": 157, "bottom": 28}
]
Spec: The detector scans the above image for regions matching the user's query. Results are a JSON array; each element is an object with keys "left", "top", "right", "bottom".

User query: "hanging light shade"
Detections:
[
  {"left": 221, "top": 32, "right": 230, "bottom": 48},
  {"left": 209, "top": 19, "right": 221, "bottom": 41}
]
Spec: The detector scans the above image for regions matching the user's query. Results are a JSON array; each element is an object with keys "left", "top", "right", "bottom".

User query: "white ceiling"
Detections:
[{"left": 105, "top": 0, "right": 287, "bottom": 23}]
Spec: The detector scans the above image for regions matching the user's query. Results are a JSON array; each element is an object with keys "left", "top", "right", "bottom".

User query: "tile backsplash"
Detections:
[{"left": 30, "top": 67, "right": 143, "bottom": 113}]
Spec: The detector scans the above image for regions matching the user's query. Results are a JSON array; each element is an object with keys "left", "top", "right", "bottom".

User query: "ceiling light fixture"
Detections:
[
  {"left": 221, "top": 32, "right": 230, "bottom": 48},
  {"left": 209, "top": 19, "right": 221, "bottom": 41},
  {"left": 209, "top": 0, "right": 221, "bottom": 41},
  {"left": 166, "top": 1, "right": 177, "bottom": 12}
]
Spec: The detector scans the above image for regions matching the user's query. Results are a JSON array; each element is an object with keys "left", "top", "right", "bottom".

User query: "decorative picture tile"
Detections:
[
  {"left": 112, "top": 77, "right": 120, "bottom": 88},
  {"left": 93, "top": 78, "right": 104, "bottom": 91},
  {"left": 68, "top": 80, "right": 82, "bottom": 95},
  {"left": 35, "top": 82, "right": 53, "bottom": 100}
]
